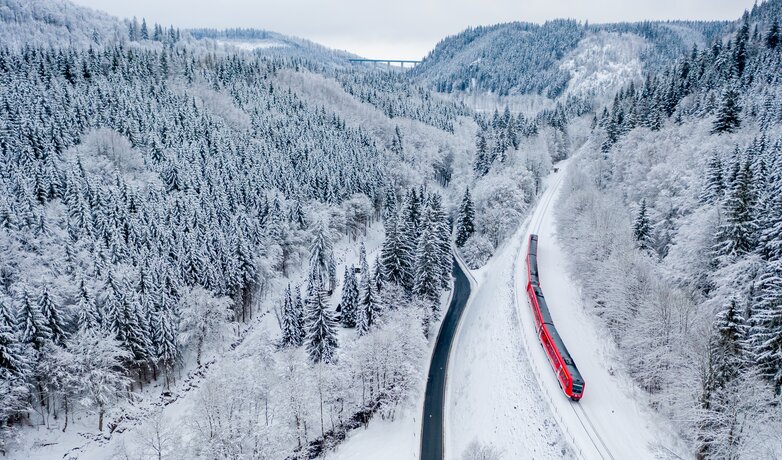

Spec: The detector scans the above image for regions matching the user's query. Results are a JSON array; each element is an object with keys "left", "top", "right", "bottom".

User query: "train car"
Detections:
[{"left": 526, "top": 234, "right": 585, "bottom": 401}]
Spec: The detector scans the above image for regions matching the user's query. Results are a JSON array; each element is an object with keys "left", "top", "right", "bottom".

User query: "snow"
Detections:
[
  {"left": 216, "top": 39, "right": 289, "bottom": 50},
  {"left": 445, "top": 161, "right": 687, "bottom": 460},
  {"left": 559, "top": 31, "right": 647, "bottom": 101},
  {"left": 445, "top": 181, "right": 570, "bottom": 459},
  {"left": 513, "top": 160, "right": 687, "bottom": 459},
  {"left": 323, "top": 404, "right": 422, "bottom": 460}
]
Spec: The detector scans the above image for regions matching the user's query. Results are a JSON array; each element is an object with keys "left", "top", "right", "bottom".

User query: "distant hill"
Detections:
[
  {"left": 411, "top": 19, "right": 730, "bottom": 99},
  {"left": 188, "top": 28, "right": 359, "bottom": 67},
  {"left": 0, "top": 0, "right": 125, "bottom": 48}
]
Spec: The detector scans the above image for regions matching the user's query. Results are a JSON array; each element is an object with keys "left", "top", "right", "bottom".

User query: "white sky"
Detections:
[{"left": 72, "top": 0, "right": 756, "bottom": 60}]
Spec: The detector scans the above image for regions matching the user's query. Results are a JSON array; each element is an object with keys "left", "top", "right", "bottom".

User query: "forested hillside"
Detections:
[
  {"left": 412, "top": 18, "right": 728, "bottom": 98},
  {"left": 0, "top": 0, "right": 560, "bottom": 457},
  {"left": 0, "top": 0, "right": 126, "bottom": 48},
  {"left": 557, "top": 1, "right": 782, "bottom": 457},
  {"left": 3, "top": 0, "right": 781, "bottom": 458}
]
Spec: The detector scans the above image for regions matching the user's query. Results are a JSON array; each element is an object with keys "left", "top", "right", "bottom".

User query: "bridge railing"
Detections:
[{"left": 347, "top": 58, "right": 422, "bottom": 68}]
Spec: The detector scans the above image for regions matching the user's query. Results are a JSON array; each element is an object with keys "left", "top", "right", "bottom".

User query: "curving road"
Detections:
[{"left": 420, "top": 257, "right": 472, "bottom": 460}]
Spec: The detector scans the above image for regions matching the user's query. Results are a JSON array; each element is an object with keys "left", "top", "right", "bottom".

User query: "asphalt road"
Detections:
[{"left": 420, "top": 256, "right": 472, "bottom": 460}]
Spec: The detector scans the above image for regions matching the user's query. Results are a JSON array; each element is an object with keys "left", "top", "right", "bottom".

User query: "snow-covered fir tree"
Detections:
[
  {"left": 340, "top": 266, "right": 359, "bottom": 328},
  {"left": 304, "top": 282, "right": 338, "bottom": 364},
  {"left": 633, "top": 199, "right": 652, "bottom": 251},
  {"left": 456, "top": 187, "right": 475, "bottom": 247}
]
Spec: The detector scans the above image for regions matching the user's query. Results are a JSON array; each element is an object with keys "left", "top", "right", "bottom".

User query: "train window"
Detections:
[{"left": 572, "top": 383, "right": 583, "bottom": 394}]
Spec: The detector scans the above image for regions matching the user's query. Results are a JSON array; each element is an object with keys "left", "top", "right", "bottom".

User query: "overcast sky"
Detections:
[{"left": 72, "top": 0, "right": 756, "bottom": 60}]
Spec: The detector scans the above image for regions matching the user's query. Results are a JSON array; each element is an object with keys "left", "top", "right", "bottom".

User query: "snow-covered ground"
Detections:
[
  {"left": 512, "top": 160, "right": 688, "bottom": 459},
  {"left": 216, "top": 39, "right": 289, "bottom": 50},
  {"left": 446, "top": 203, "right": 570, "bottom": 458},
  {"left": 559, "top": 31, "right": 646, "bottom": 101},
  {"left": 323, "top": 393, "right": 422, "bottom": 460},
  {"left": 445, "top": 161, "right": 688, "bottom": 460}
]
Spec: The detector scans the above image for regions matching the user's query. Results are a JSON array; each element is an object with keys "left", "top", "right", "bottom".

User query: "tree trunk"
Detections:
[
  {"left": 319, "top": 385, "right": 325, "bottom": 437},
  {"left": 98, "top": 407, "right": 104, "bottom": 432},
  {"left": 196, "top": 336, "right": 203, "bottom": 366},
  {"left": 62, "top": 397, "right": 69, "bottom": 432}
]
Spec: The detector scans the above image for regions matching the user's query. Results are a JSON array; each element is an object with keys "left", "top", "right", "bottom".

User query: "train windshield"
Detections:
[{"left": 572, "top": 382, "right": 584, "bottom": 394}]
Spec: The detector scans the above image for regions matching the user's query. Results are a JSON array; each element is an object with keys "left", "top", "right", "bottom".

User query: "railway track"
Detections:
[{"left": 517, "top": 163, "right": 619, "bottom": 460}]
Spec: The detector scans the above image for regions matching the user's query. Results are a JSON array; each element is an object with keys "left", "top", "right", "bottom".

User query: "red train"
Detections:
[{"left": 526, "top": 234, "right": 585, "bottom": 401}]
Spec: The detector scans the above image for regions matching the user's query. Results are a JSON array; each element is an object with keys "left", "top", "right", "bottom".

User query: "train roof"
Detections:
[
  {"left": 528, "top": 253, "right": 539, "bottom": 278},
  {"left": 548, "top": 324, "right": 584, "bottom": 384},
  {"left": 533, "top": 287, "right": 553, "bottom": 324}
]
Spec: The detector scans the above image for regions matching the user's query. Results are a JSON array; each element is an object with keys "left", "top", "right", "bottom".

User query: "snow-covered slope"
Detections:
[
  {"left": 413, "top": 20, "right": 728, "bottom": 101},
  {"left": 443, "top": 162, "right": 687, "bottom": 459},
  {"left": 0, "top": 0, "right": 125, "bottom": 48},
  {"left": 513, "top": 161, "right": 688, "bottom": 459},
  {"left": 559, "top": 31, "right": 647, "bottom": 101}
]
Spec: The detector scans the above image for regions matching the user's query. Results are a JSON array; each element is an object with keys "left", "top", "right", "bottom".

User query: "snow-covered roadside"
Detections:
[
  {"left": 446, "top": 176, "right": 570, "bottom": 459},
  {"left": 514, "top": 161, "right": 688, "bottom": 459},
  {"left": 326, "top": 267, "right": 458, "bottom": 460}
]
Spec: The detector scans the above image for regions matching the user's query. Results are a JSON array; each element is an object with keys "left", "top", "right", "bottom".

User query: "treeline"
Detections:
[{"left": 413, "top": 18, "right": 731, "bottom": 98}]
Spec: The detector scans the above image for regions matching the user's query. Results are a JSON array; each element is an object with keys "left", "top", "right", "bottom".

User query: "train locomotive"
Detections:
[{"left": 526, "top": 234, "right": 585, "bottom": 401}]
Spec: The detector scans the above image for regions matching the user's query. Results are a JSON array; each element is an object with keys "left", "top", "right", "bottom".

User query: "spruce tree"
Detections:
[
  {"left": 699, "top": 299, "right": 749, "bottom": 456},
  {"left": 427, "top": 194, "right": 452, "bottom": 289},
  {"left": 633, "top": 199, "right": 652, "bottom": 251},
  {"left": 714, "top": 160, "right": 756, "bottom": 260},
  {"left": 17, "top": 289, "right": 52, "bottom": 351},
  {"left": 413, "top": 209, "right": 443, "bottom": 314},
  {"left": 309, "top": 220, "right": 336, "bottom": 294},
  {"left": 474, "top": 131, "right": 490, "bottom": 177},
  {"left": 373, "top": 254, "right": 385, "bottom": 293},
  {"left": 381, "top": 210, "right": 413, "bottom": 288},
  {"left": 767, "top": 20, "right": 780, "bottom": 49},
  {"left": 712, "top": 299, "right": 746, "bottom": 388},
  {"left": 0, "top": 309, "right": 27, "bottom": 378},
  {"left": 340, "top": 266, "right": 359, "bottom": 328},
  {"left": 359, "top": 242, "right": 369, "bottom": 276},
  {"left": 390, "top": 126, "right": 404, "bottom": 157},
  {"left": 700, "top": 153, "right": 724, "bottom": 204},
  {"left": 733, "top": 16, "right": 750, "bottom": 77},
  {"left": 154, "top": 306, "right": 179, "bottom": 387},
  {"left": 383, "top": 187, "right": 397, "bottom": 221},
  {"left": 140, "top": 18, "right": 149, "bottom": 40},
  {"left": 304, "top": 282, "right": 338, "bottom": 364},
  {"left": 753, "top": 260, "right": 782, "bottom": 392},
  {"left": 759, "top": 193, "right": 782, "bottom": 262},
  {"left": 76, "top": 276, "right": 100, "bottom": 332},
  {"left": 456, "top": 187, "right": 475, "bottom": 247},
  {"left": 280, "top": 284, "right": 300, "bottom": 346},
  {"left": 711, "top": 87, "right": 742, "bottom": 134},
  {"left": 294, "top": 287, "right": 305, "bottom": 342},
  {"left": 38, "top": 287, "right": 67, "bottom": 347},
  {"left": 355, "top": 299, "right": 369, "bottom": 337},
  {"left": 357, "top": 270, "right": 379, "bottom": 337}
]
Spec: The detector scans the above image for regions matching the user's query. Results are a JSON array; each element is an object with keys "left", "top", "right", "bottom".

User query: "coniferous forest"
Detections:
[{"left": 2, "top": 0, "right": 782, "bottom": 458}]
